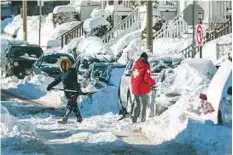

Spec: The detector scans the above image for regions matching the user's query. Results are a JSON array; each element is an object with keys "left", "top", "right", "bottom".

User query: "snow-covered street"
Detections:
[{"left": 1, "top": 0, "right": 232, "bottom": 154}]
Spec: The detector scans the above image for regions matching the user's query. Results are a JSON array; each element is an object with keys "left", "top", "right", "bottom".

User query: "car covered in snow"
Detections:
[
  {"left": 199, "top": 59, "right": 232, "bottom": 127},
  {"left": 118, "top": 54, "right": 183, "bottom": 115},
  {"left": 30, "top": 52, "right": 75, "bottom": 78},
  {"left": 75, "top": 53, "right": 115, "bottom": 83},
  {"left": 81, "top": 62, "right": 125, "bottom": 93},
  {"left": 1, "top": 40, "right": 43, "bottom": 79}
]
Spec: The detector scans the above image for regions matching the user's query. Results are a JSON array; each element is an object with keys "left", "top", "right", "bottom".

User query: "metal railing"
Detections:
[
  {"left": 179, "top": 20, "right": 232, "bottom": 58},
  {"left": 57, "top": 21, "right": 84, "bottom": 48},
  {"left": 154, "top": 12, "right": 188, "bottom": 38},
  {"left": 101, "top": 7, "right": 139, "bottom": 43},
  {"left": 216, "top": 42, "right": 232, "bottom": 59}
]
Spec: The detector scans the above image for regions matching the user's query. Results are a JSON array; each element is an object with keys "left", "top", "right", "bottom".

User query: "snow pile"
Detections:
[
  {"left": 50, "top": 21, "right": 81, "bottom": 40},
  {"left": 1, "top": 17, "right": 13, "bottom": 33},
  {"left": 112, "top": 30, "right": 192, "bottom": 64},
  {"left": 200, "top": 33, "right": 232, "bottom": 63},
  {"left": 77, "top": 36, "right": 115, "bottom": 61},
  {"left": 175, "top": 119, "right": 232, "bottom": 155},
  {"left": 140, "top": 60, "right": 215, "bottom": 143},
  {"left": 111, "top": 29, "right": 142, "bottom": 61},
  {"left": 108, "top": 67, "right": 125, "bottom": 86},
  {"left": 153, "top": 37, "right": 192, "bottom": 56},
  {"left": 1, "top": 75, "right": 65, "bottom": 107},
  {"left": 1, "top": 104, "right": 36, "bottom": 138},
  {"left": 83, "top": 16, "right": 110, "bottom": 33},
  {"left": 90, "top": 8, "right": 111, "bottom": 18},
  {"left": 80, "top": 86, "right": 119, "bottom": 117},
  {"left": 3, "top": 15, "right": 21, "bottom": 36}
]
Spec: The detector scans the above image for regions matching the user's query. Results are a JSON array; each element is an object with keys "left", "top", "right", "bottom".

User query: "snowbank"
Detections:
[
  {"left": 140, "top": 61, "right": 214, "bottom": 144},
  {"left": 1, "top": 75, "right": 65, "bottom": 107},
  {"left": 83, "top": 16, "right": 110, "bottom": 33},
  {"left": 77, "top": 36, "right": 115, "bottom": 61},
  {"left": 3, "top": 15, "right": 21, "bottom": 37},
  {"left": 50, "top": 21, "right": 81, "bottom": 40},
  {"left": 1, "top": 17, "right": 13, "bottom": 33},
  {"left": 153, "top": 37, "right": 192, "bottom": 56},
  {"left": 199, "top": 33, "right": 232, "bottom": 64},
  {"left": 80, "top": 86, "right": 119, "bottom": 117}
]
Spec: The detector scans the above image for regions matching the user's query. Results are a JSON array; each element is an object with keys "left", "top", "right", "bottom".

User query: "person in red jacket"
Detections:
[{"left": 131, "top": 52, "right": 156, "bottom": 123}]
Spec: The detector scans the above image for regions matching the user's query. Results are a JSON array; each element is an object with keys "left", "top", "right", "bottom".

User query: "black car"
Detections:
[
  {"left": 31, "top": 52, "right": 75, "bottom": 78},
  {"left": 1, "top": 40, "right": 43, "bottom": 79}
]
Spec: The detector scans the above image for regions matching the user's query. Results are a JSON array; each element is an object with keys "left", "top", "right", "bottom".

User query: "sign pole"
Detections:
[
  {"left": 39, "top": 5, "right": 42, "bottom": 46},
  {"left": 38, "top": 0, "right": 44, "bottom": 46}
]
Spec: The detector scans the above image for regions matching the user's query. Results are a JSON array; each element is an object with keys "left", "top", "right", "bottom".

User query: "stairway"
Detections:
[
  {"left": 154, "top": 12, "right": 188, "bottom": 38},
  {"left": 101, "top": 7, "right": 139, "bottom": 44},
  {"left": 179, "top": 20, "right": 232, "bottom": 58}
]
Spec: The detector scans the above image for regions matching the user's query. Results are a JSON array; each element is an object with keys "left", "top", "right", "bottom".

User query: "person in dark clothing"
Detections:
[{"left": 47, "top": 57, "right": 83, "bottom": 124}]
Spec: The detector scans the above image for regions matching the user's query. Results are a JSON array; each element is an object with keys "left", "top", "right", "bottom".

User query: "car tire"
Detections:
[{"left": 217, "top": 110, "right": 223, "bottom": 125}]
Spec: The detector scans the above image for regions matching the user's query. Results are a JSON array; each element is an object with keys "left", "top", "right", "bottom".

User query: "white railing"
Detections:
[
  {"left": 154, "top": 12, "right": 188, "bottom": 38},
  {"left": 102, "top": 7, "right": 139, "bottom": 43},
  {"left": 158, "top": 1, "right": 177, "bottom": 6}
]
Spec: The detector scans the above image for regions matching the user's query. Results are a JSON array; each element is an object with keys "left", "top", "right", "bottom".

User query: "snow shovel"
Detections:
[
  {"left": 52, "top": 88, "right": 94, "bottom": 98},
  {"left": 51, "top": 88, "right": 78, "bottom": 93}
]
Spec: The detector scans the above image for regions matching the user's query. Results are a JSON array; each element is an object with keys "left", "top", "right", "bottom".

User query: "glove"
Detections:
[{"left": 47, "top": 86, "right": 52, "bottom": 91}]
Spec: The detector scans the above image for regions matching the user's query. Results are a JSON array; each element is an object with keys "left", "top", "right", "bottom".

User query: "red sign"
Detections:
[{"left": 195, "top": 24, "right": 203, "bottom": 46}]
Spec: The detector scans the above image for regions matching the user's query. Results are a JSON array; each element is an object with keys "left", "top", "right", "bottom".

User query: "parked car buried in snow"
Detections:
[
  {"left": 75, "top": 54, "right": 115, "bottom": 83},
  {"left": 1, "top": 40, "right": 43, "bottom": 79},
  {"left": 30, "top": 52, "right": 75, "bottom": 78},
  {"left": 118, "top": 54, "right": 183, "bottom": 115},
  {"left": 81, "top": 62, "right": 126, "bottom": 93},
  {"left": 199, "top": 59, "right": 232, "bottom": 127}
]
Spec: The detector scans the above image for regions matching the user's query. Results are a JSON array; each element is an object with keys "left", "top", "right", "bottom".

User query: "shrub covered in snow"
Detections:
[{"left": 83, "top": 17, "right": 110, "bottom": 37}]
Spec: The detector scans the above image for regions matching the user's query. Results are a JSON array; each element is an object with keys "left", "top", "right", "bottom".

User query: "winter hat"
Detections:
[{"left": 140, "top": 52, "right": 148, "bottom": 61}]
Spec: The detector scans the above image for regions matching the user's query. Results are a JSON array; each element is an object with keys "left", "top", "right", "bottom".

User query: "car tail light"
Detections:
[{"left": 199, "top": 93, "right": 215, "bottom": 114}]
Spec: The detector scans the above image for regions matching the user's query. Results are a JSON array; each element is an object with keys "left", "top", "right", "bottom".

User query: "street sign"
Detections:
[
  {"left": 195, "top": 24, "right": 203, "bottom": 46},
  {"left": 37, "top": 0, "right": 44, "bottom": 6}
]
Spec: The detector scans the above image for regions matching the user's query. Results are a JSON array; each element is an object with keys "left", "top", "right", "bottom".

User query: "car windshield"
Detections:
[
  {"left": 41, "top": 54, "right": 73, "bottom": 67},
  {"left": 10, "top": 46, "right": 42, "bottom": 59}
]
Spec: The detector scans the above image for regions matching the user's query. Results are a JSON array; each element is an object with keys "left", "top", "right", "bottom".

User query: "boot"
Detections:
[
  {"left": 57, "top": 119, "right": 67, "bottom": 124},
  {"left": 77, "top": 116, "right": 83, "bottom": 123},
  {"left": 132, "top": 116, "right": 137, "bottom": 123}
]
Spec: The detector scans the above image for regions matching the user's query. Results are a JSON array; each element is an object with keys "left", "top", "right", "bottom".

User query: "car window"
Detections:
[
  {"left": 10, "top": 46, "right": 42, "bottom": 59},
  {"left": 40, "top": 54, "right": 73, "bottom": 66}
]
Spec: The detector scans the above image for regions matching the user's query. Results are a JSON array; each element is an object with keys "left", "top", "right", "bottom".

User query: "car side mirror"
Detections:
[
  {"left": 227, "top": 86, "right": 232, "bottom": 96},
  {"left": 124, "top": 70, "right": 132, "bottom": 76}
]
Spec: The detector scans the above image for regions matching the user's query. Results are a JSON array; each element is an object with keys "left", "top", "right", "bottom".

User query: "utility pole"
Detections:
[
  {"left": 146, "top": 0, "right": 153, "bottom": 53},
  {"left": 38, "top": 0, "right": 44, "bottom": 46},
  {"left": 22, "top": 0, "right": 27, "bottom": 41},
  {"left": 192, "top": 0, "right": 195, "bottom": 58}
]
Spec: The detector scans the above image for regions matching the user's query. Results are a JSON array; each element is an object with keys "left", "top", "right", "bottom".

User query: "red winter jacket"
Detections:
[{"left": 131, "top": 58, "right": 156, "bottom": 95}]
